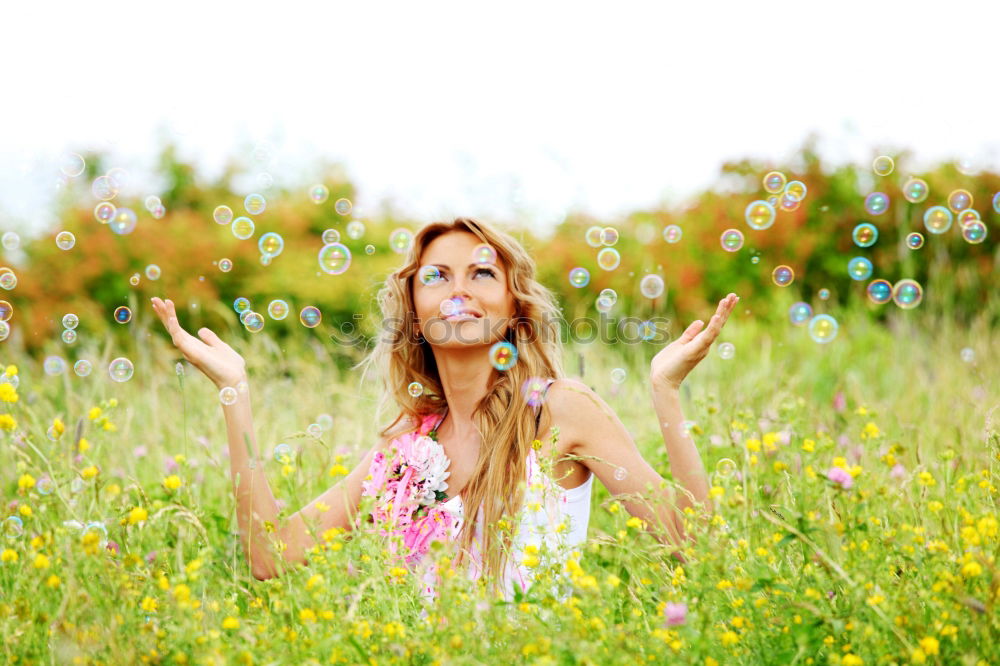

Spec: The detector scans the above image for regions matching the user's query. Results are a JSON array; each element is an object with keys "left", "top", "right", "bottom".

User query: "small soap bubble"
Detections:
[
  {"left": 892, "top": 279, "right": 923, "bottom": 309},
  {"left": 218, "top": 258, "right": 233, "bottom": 272},
  {"left": 779, "top": 194, "right": 801, "bottom": 212},
  {"left": 960, "top": 347, "right": 975, "bottom": 363},
  {"left": 309, "top": 184, "right": 329, "bottom": 204},
  {"left": 36, "top": 477, "right": 53, "bottom": 495},
  {"left": 663, "top": 225, "right": 682, "bottom": 243},
  {"left": 599, "top": 288, "right": 618, "bottom": 305},
  {"left": 610, "top": 368, "right": 626, "bottom": 384},
  {"left": 243, "top": 312, "right": 264, "bottom": 332},
  {"left": 364, "top": 244, "right": 375, "bottom": 255},
  {"left": 639, "top": 320, "right": 657, "bottom": 341},
  {"left": 745, "top": 200, "right": 776, "bottom": 230},
  {"left": 720, "top": 229, "right": 744, "bottom": 252},
  {"left": 718, "top": 342, "right": 735, "bottom": 359},
  {"left": 346, "top": 220, "right": 365, "bottom": 239},
  {"left": 584, "top": 226, "right": 603, "bottom": 248},
  {"left": 439, "top": 297, "right": 462, "bottom": 317},
  {"left": 213, "top": 205, "right": 233, "bottom": 225},
  {"left": 808, "top": 314, "right": 839, "bottom": 344},
  {"left": 150, "top": 204, "right": 166, "bottom": 219},
  {"left": 73, "top": 359, "right": 92, "bottom": 377},
  {"left": 4, "top": 516, "right": 24, "bottom": 540},
  {"left": 789, "top": 302, "right": 812, "bottom": 325},
  {"left": 852, "top": 223, "right": 878, "bottom": 248},
  {"left": 2, "top": 232, "right": 20, "bottom": 250},
  {"left": 108, "top": 357, "right": 134, "bottom": 382},
  {"left": 957, "top": 210, "right": 981, "bottom": 228},
  {"left": 219, "top": 386, "right": 238, "bottom": 405},
  {"left": 318, "top": 243, "right": 351, "bottom": 274},
  {"left": 267, "top": 299, "right": 289, "bottom": 320},
  {"left": 231, "top": 217, "right": 255, "bottom": 240},
  {"left": 0, "top": 301, "right": 11, "bottom": 321},
  {"left": 613, "top": 467, "right": 627, "bottom": 481},
  {"left": 993, "top": 191, "right": 1000, "bottom": 214},
  {"left": 864, "top": 192, "right": 889, "bottom": 216},
  {"left": 923, "top": 206, "right": 952, "bottom": 234},
  {"left": 872, "top": 156, "right": 894, "bottom": 176},
  {"left": 317, "top": 414, "right": 334, "bottom": 430},
  {"left": 114, "top": 306, "right": 132, "bottom": 324},
  {"left": 62, "top": 313, "right": 79, "bottom": 329},
  {"left": 600, "top": 227, "right": 619, "bottom": 246},
  {"left": 568, "top": 267, "right": 590, "bottom": 288},
  {"left": 244, "top": 193, "right": 266, "bottom": 215},
  {"left": 144, "top": 195, "right": 162, "bottom": 212},
  {"left": 233, "top": 297, "right": 251, "bottom": 314},
  {"left": 145, "top": 264, "right": 161, "bottom": 280},
  {"left": 61, "top": 329, "right": 77, "bottom": 344},
  {"left": 472, "top": 243, "right": 497, "bottom": 265},
  {"left": 902, "top": 178, "right": 929, "bottom": 204},
  {"left": 299, "top": 306, "right": 322, "bottom": 328},
  {"left": 489, "top": 341, "right": 518, "bottom": 371},
  {"left": 715, "top": 458, "right": 738, "bottom": 479},
  {"left": 762, "top": 171, "right": 786, "bottom": 194},
  {"left": 321, "top": 229, "right": 340, "bottom": 244},
  {"left": 60, "top": 153, "right": 86, "bottom": 178},
  {"left": 0, "top": 321, "right": 9, "bottom": 342},
  {"left": 784, "top": 180, "right": 807, "bottom": 201},
  {"left": 905, "top": 232, "right": 924, "bottom": 250},
  {"left": 596, "top": 247, "right": 621, "bottom": 271},
  {"left": 91, "top": 175, "right": 118, "bottom": 200},
  {"left": 847, "top": 257, "right": 873, "bottom": 281},
  {"left": 109, "top": 208, "right": 137, "bottom": 235},
  {"left": 0, "top": 269, "right": 16, "bottom": 291},
  {"left": 129, "top": 273, "right": 140, "bottom": 286},
  {"left": 258, "top": 232, "right": 284, "bottom": 258},
  {"left": 639, "top": 274, "right": 664, "bottom": 299},
  {"left": 771, "top": 265, "right": 794, "bottom": 287},
  {"left": 419, "top": 265, "right": 442, "bottom": 285},
  {"left": 307, "top": 423, "right": 323, "bottom": 438},
  {"left": 334, "top": 198, "right": 352, "bottom": 215},
  {"left": 273, "top": 443, "right": 293, "bottom": 464},
  {"left": 55, "top": 231, "right": 76, "bottom": 250},
  {"left": 866, "top": 279, "right": 893, "bottom": 304},
  {"left": 946, "top": 189, "right": 972, "bottom": 213},
  {"left": 961, "top": 221, "right": 987, "bottom": 244},
  {"left": 521, "top": 377, "right": 548, "bottom": 407},
  {"left": 389, "top": 228, "right": 414, "bottom": 254},
  {"left": 595, "top": 296, "right": 614, "bottom": 313},
  {"left": 407, "top": 381, "right": 424, "bottom": 398}
]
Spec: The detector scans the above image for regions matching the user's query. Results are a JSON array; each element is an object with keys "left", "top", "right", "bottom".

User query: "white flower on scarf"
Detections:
[{"left": 408, "top": 435, "right": 451, "bottom": 506}]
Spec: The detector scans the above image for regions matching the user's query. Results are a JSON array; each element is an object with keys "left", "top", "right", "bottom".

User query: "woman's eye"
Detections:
[
  {"left": 418, "top": 266, "right": 445, "bottom": 285},
  {"left": 473, "top": 267, "right": 496, "bottom": 279}
]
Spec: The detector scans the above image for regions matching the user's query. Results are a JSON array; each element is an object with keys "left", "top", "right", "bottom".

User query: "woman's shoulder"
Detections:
[{"left": 538, "top": 378, "right": 608, "bottom": 443}]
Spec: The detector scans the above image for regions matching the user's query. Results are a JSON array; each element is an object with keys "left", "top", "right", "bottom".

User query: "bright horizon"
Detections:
[{"left": 2, "top": 0, "right": 998, "bottom": 239}]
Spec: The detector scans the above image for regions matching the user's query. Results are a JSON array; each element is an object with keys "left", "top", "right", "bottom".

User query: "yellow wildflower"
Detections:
[
  {"left": 861, "top": 422, "right": 880, "bottom": 439},
  {"left": 720, "top": 630, "right": 739, "bottom": 646},
  {"left": 52, "top": 418, "right": 65, "bottom": 437},
  {"left": 0, "top": 414, "right": 16, "bottom": 431},
  {"left": 140, "top": 596, "right": 158, "bottom": 613},
  {"left": 299, "top": 608, "right": 317, "bottom": 623},
  {"left": 0, "top": 383, "right": 18, "bottom": 403},
  {"left": 17, "top": 474, "right": 35, "bottom": 490},
  {"left": 33, "top": 553, "right": 50, "bottom": 569},
  {"left": 80, "top": 466, "right": 99, "bottom": 480},
  {"left": 46, "top": 574, "right": 60, "bottom": 588},
  {"left": 328, "top": 464, "right": 348, "bottom": 477},
  {"left": 77, "top": 438, "right": 89, "bottom": 453},
  {"left": 222, "top": 617, "right": 240, "bottom": 630},
  {"left": 522, "top": 544, "right": 540, "bottom": 568},
  {"left": 801, "top": 438, "right": 815, "bottom": 452},
  {"left": 745, "top": 438, "right": 761, "bottom": 453},
  {"left": 5, "top": 365, "right": 17, "bottom": 377},
  {"left": 626, "top": 516, "right": 646, "bottom": 529},
  {"left": 918, "top": 637, "right": 938, "bottom": 656},
  {"left": 842, "top": 655, "right": 863, "bottom": 666},
  {"left": 128, "top": 506, "right": 149, "bottom": 526},
  {"left": 1, "top": 549, "right": 18, "bottom": 563},
  {"left": 19, "top": 505, "right": 31, "bottom": 517},
  {"left": 163, "top": 475, "right": 183, "bottom": 491}
]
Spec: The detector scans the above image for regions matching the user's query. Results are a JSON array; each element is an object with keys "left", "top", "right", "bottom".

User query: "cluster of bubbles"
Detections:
[
  {"left": 144, "top": 195, "right": 167, "bottom": 219},
  {"left": 578, "top": 225, "right": 622, "bottom": 283},
  {"left": 61, "top": 313, "right": 79, "bottom": 344}
]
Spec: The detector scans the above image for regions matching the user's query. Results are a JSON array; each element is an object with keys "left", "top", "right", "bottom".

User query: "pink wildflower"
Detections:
[
  {"left": 663, "top": 602, "right": 687, "bottom": 626},
  {"left": 826, "top": 466, "right": 853, "bottom": 489}
]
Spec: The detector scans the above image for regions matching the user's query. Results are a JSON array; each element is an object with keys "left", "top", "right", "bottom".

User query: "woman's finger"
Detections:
[{"left": 677, "top": 320, "right": 704, "bottom": 344}]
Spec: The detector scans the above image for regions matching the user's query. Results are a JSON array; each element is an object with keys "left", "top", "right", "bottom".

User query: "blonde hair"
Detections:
[{"left": 360, "top": 217, "right": 564, "bottom": 589}]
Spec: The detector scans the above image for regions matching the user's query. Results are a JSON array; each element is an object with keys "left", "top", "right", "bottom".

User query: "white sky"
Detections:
[{"left": 2, "top": 0, "right": 998, "bottom": 237}]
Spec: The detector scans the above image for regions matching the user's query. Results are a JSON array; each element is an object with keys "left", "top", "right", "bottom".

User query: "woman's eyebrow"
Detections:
[{"left": 429, "top": 263, "right": 499, "bottom": 271}]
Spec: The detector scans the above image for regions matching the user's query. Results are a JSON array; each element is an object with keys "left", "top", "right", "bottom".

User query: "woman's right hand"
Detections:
[{"left": 151, "top": 297, "right": 247, "bottom": 389}]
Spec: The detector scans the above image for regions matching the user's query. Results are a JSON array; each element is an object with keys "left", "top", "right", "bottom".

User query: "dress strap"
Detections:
[{"left": 532, "top": 379, "right": 557, "bottom": 440}]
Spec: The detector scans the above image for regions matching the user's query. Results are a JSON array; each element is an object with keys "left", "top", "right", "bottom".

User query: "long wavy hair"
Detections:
[{"left": 359, "top": 217, "right": 564, "bottom": 588}]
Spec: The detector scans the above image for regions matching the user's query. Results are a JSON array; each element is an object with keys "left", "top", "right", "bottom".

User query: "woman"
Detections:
[{"left": 151, "top": 217, "right": 738, "bottom": 598}]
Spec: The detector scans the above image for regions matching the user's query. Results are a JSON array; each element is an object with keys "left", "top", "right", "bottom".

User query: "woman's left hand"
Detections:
[{"left": 651, "top": 293, "right": 739, "bottom": 392}]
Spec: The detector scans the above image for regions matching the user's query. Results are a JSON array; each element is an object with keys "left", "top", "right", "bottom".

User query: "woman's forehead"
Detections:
[{"left": 421, "top": 231, "right": 491, "bottom": 264}]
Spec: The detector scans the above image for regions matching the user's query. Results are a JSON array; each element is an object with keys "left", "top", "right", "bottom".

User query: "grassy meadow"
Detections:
[{"left": 1, "top": 296, "right": 998, "bottom": 665}]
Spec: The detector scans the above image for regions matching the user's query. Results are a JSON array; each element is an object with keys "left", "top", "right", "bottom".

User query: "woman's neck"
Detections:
[{"left": 431, "top": 345, "right": 493, "bottom": 433}]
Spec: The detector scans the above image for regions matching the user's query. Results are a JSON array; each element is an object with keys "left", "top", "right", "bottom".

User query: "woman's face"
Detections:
[{"left": 412, "top": 231, "right": 516, "bottom": 349}]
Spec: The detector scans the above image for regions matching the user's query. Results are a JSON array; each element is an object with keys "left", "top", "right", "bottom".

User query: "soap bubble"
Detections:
[
  {"left": 307, "top": 423, "right": 323, "bottom": 439},
  {"left": 0, "top": 321, "right": 8, "bottom": 342},
  {"left": 2, "top": 232, "right": 20, "bottom": 250},
  {"left": 242, "top": 312, "right": 264, "bottom": 332},
  {"left": 108, "top": 208, "right": 137, "bottom": 235},
  {"left": 334, "top": 198, "right": 352, "bottom": 215},
  {"left": 640, "top": 274, "right": 665, "bottom": 299},
  {"left": 778, "top": 194, "right": 801, "bottom": 212},
  {"left": 784, "top": 180, "right": 807, "bottom": 201},
  {"left": 599, "top": 288, "right": 618, "bottom": 305},
  {"left": 144, "top": 195, "right": 162, "bottom": 212},
  {"left": 114, "top": 306, "right": 132, "bottom": 324},
  {"left": 213, "top": 205, "right": 233, "bottom": 225},
  {"left": 244, "top": 193, "right": 266, "bottom": 215},
  {"left": 720, "top": 229, "right": 744, "bottom": 252},
  {"left": 892, "top": 279, "right": 923, "bottom": 309},
  {"left": 961, "top": 221, "right": 987, "bottom": 244},
  {"left": 73, "top": 359, "right": 92, "bottom": 377},
  {"left": 316, "top": 413, "right": 334, "bottom": 430},
  {"left": 866, "top": 279, "right": 893, "bottom": 304},
  {"left": 44, "top": 355, "right": 67, "bottom": 375},
  {"left": 322, "top": 228, "right": 340, "bottom": 244},
  {"left": 584, "top": 226, "right": 603, "bottom": 248},
  {"left": 639, "top": 320, "right": 657, "bottom": 341},
  {"left": 267, "top": 299, "right": 289, "bottom": 320},
  {"left": 847, "top": 257, "right": 873, "bottom": 281},
  {"left": 521, "top": 377, "right": 549, "bottom": 407},
  {"left": 55, "top": 231, "right": 76, "bottom": 250},
  {"left": 364, "top": 244, "right": 375, "bottom": 255},
  {"left": 233, "top": 297, "right": 251, "bottom": 314},
  {"left": 258, "top": 232, "right": 284, "bottom": 258},
  {"left": 568, "top": 267, "right": 590, "bottom": 288},
  {"left": 923, "top": 206, "right": 953, "bottom": 234},
  {"left": 600, "top": 227, "right": 619, "bottom": 246},
  {"left": 946, "top": 189, "right": 972, "bottom": 213},
  {"left": 318, "top": 243, "right": 351, "bottom": 275},
  {"left": 4, "top": 516, "right": 23, "bottom": 540},
  {"left": 957, "top": 210, "right": 980, "bottom": 228},
  {"left": 489, "top": 341, "right": 518, "bottom": 371},
  {"left": 993, "top": 192, "right": 1000, "bottom": 214},
  {"left": 61, "top": 329, "right": 77, "bottom": 344},
  {"left": 864, "top": 192, "right": 889, "bottom": 216},
  {"left": 346, "top": 220, "right": 365, "bottom": 239},
  {"left": 108, "top": 357, "right": 134, "bottom": 382},
  {"left": 60, "top": 153, "right": 86, "bottom": 177},
  {"left": 807, "top": 314, "right": 839, "bottom": 344},
  {"left": 145, "top": 264, "right": 161, "bottom": 280},
  {"left": 613, "top": 467, "right": 628, "bottom": 481},
  {"left": 219, "top": 387, "right": 238, "bottom": 405},
  {"left": 407, "top": 382, "right": 424, "bottom": 398},
  {"left": 0, "top": 269, "right": 16, "bottom": 290},
  {"left": 419, "top": 265, "right": 442, "bottom": 286},
  {"left": 231, "top": 217, "right": 255, "bottom": 240},
  {"left": 129, "top": 273, "right": 140, "bottom": 287},
  {"left": 299, "top": 306, "right": 322, "bottom": 328},
  {"left": 872, "top": 156, "right": 894, "bottom": 176},
  {"left": 91, "top": 175, "right": 118, "bottom": 200},
  {"left": 36, "top": 478, "right": 53, "bottom": 495},
  {"left": 745, "top": 200, "right": 776, "bottom": 230},
  {"left": 663, "top": 225, "right": 682, "bottom": 243},
  {"left": 0, "top": 301, "right": 11, "bottom": 322},
  {"left": 218, "top": 258, "right": 233, "bottom": 272},
  {"left": 715, "top": 458, "right": 738, "bottom": 479},
  {"left": 718, "top": 342, "right": 735, "bottom": 359},
  {"left": 852, "top": 223, "right": 878, "bottom": 247},
  {"left": 439, "top": 297, "right": 461, "bottom": 317},
  {"left": 905, "top": 232, "right": 924, "bottom": 250},
  {"left": 771, "top": 265, "right": 794, "bottom": 287},
  {"left": 62, "top": 313, "right": 79, "bottom": 329},
  {"left": 309, "top": 184, "right": 329, "bottom": 204},
  {"left": 390, "top": 228, "right": 414, "bottom": 254},
  {"left": 960, "top": 348, "right": 975, "bottom": 363},
  {"left": 596, "top": 247, "right": 621, "bottom": 271},
  {"left": 902, "top": 178, "right": 929, "bottom": 204},
  {"left": 596, "top": 295, "right": 614, "bottom": 313},
  {"left": 273, "top": 443, "right": 293, "bottom": 464},
  {"left": 610, "top": 368, "right": 626, "bottom": 384},
  {"left": 762, "top": 171, "right": 786, "bottom": 194},
  {"left": 93, "top": 202, "right": 115, "bottom": 226},
  {"left": 789, "top": 302, "right": 812, "bottom": 325}
]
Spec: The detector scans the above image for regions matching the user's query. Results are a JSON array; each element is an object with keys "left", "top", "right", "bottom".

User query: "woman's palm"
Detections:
[
  {"left": 651, "top": 293, "right": 738, "bottom": 390},
  {"left": 151, "top": 297, "right": 246, "bottom": 388}
]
